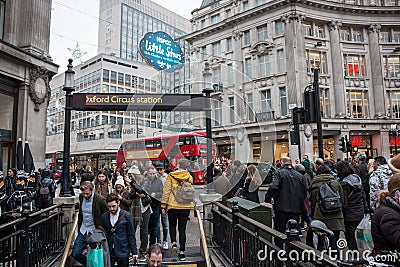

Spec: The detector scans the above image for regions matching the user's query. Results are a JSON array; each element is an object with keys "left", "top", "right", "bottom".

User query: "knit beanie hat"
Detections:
[
  {"left": 301, "top": 159, "right": 310, "bottom": 170},
  {"left": 114, "top": 178, "right": 125, "bottom": 189},
  {"left": 388, "top": 154, "right": 400, "bottom": 174}
]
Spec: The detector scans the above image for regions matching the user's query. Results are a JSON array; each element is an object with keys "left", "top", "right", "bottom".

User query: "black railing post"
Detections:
[
  {"left": 285, "top": 219, "right": 301, "bottom": 267},
  {"left": 232, "top": 200, "right": 240, "bottom": 266}
]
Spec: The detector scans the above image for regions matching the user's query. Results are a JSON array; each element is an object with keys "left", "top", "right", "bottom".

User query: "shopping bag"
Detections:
[
  {"left": 87, "top": 245, "right": 105, "bottom": 267},
  {"left": 356, "top": 214, "right": 374, "bottom": 251}
]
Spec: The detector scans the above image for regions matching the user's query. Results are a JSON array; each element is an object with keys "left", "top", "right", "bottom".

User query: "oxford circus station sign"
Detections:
[{"left": 139, "top": 31, "right": 184, "bottom": 72}]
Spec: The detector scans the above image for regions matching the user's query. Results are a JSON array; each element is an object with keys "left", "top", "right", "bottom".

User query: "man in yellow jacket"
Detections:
[{"left": 161, "top": 158, "right": 194, "bottom": 261}]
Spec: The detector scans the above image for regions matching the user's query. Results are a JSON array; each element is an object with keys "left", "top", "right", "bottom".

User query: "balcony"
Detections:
[{"left": 255, "top": 111, "right": 275, "bottom": 122}]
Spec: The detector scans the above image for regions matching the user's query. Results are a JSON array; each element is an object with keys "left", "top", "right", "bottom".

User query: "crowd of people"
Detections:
[
  {"left": 71, "top": 158, "right": 194, "bottom": 266},
  {"left": 261, "top": 153, "right": 400, "bottom": 257},
  {"left": 0, "top": 167, "right": 56, "bottom": 212}
]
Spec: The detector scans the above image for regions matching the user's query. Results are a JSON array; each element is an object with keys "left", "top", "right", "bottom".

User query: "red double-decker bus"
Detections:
[
  {"left": 45, "top": 151, "right": 63, "bottom": 179},
  {"left": 117, "top": 131, "right": 215, "bottom": 184}
]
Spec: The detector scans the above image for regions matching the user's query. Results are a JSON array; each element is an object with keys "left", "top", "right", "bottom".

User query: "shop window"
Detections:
[
  {"left": 344, "top": 54, "right": 367, "bottom": 77},
  {"left": 229, "top": 97, "right": 235, "bottom": 123},
  {"left": 383, "top": 55, "right": 400, "bottom": 78},
  {"left": 306, "top": 50, "right": 327, "bottom": 74},
  {"left": 346, "top": 90, "right": 369, "bottom": 118},
  {"left": 387, "top": 91, "right": 400, "bottom": 118}
]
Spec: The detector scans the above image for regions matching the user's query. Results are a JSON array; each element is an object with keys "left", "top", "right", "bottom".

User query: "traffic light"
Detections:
[
  {"left": 338, "top": 136, "right": 347, "bottom": 153},
  {"left": 303, "top": 90, "right": 316, "bottom": 123},
  {"left": 346, "top": 140, "right": 352, "bottom": 152}
]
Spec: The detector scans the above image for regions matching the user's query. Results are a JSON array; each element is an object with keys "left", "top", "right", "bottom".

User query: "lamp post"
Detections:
[
  {"left": 313, "top": 68, "right": 324, "bottom": 158},
  {"left": 202, "top": 62, "right": 214, "bottom": 194},
  {"left": 60, "top": 59, "right": 75, "bottom": 197}
]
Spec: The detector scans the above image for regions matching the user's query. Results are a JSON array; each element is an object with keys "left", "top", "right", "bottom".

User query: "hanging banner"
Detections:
[{"left": 139, "top": 31, "right": 184, "bottom": 72}]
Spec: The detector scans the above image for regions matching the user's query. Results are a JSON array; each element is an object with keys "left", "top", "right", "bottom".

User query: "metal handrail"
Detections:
[
  {"left": 195, "top": 209, "right": 211, "bottom": 267},
  {"left": 60, "top": 210, "right": 79, "bottom": 267}
]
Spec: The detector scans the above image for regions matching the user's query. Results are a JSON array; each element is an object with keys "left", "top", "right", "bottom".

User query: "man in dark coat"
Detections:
[
  {"left": 143, "top": 166, "right": 164, "bottom": 247},
  {"left": 102, "top": 193, "right": 138, "bottom": 266},
  {"left": 72, "top": 181, "right": 108, "bottom": 266},
  {"left": 265, "top": 157, "right": 307, "bottom": 247},
  {"left": 355, "top": 153, "right": 370, "bottom": 211}
]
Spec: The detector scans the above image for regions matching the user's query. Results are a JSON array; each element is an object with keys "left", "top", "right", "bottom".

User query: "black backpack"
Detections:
[{"left": 318, "top": 180, "right": 342, "bottom": 214}]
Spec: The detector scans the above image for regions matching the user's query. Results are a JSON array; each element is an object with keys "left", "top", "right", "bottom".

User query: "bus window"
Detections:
[
  {"left": 154, "top": 139, "right": 162, "bottom": 148},
  {"left": 137, "top": 141, "right": 145, "bottom": 149},
  {"left": 145, "top": 140, "right": 154, "bottom": 148},
  {"left": 196, "top": 136, "right": 206, "bottom": 144}
]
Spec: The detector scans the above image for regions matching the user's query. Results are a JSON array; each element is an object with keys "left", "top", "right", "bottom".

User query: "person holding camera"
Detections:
[{"left": 124, "top": 166, "right": 152, "bottom": 262}]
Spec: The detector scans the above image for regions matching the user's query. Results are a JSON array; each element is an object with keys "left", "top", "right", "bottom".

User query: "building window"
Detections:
[
  {"left": 340, "top": 27, "right": 351, "bottom": 41},
  {"left": 304, "top": 22, "right": 324, "bottom": 38},
  {"left": 344, "top": 55, "right": 367, "bottom": 77},
  {"left": 304, "top": 22, "right": 312, "bottom": 37},
  {"left": 243, "top": 1, "right": 249, "bottom": 11},
  {"left": 213, "top": 66, "right": 221, "bottom": 84},
  {"left": 275, "top": 20, "right": 283, "bottom": 36},
  {"left": 226, "top": 9, "right": 232, "bottom": 18},
  {"left": 383, "top": 55, "right": 400, "bottom": 78},
  {"left": 394, "top": 28, "right": 400, "bottom": 43},
  {"left": 229, "top": 97, "right": 235, "bottom": 123},
  {"left": 212, "top": 41, "right": 221, "bottom": 57},
  {"left": 280, "top": 87, "right": 288, "bottom": 117},
  {"left": 110, "top": 71, "right": 117, "bottom": 84},
  {"left": 352, "top": 28, "right": 363, "bottom": 42},
  {"left": 211, "top": 14, "right": 220, "bottom": 24},
  {"left": 227, "top": 63, "right": 234, "bottom": 84},
  {"left": 387, "top": 91, "right": 400, "bottom": 118},
  {"left": 346, "top": 90, "right": 369, "bottom": 118},
  {"left": 226, "top": 37, "right": 232, "bottom": 51},
  {"left": 201, "top": 46, "right": 206, "bottom": 59},
  {"left": 259, "top": 55, "right": 270, "bottom": 77},
  {"left": 277, "top": 49, "right": 285, "bottom": 73},
  {"left": 256, "top": 0, "right": 267, "bottom": 5},
  {"left": 247, "top": 93, "right": 254, "bottom": 121},
  {"left": 201, "top": 19, "right": 205, "bottom": 29},
  {"left": 320, "top": 89, "right": 331, "bottom": 118},
  {"left": 214, "top": 100, "right": 222, "bottom": 126},
  {"left": 0, "top": 0, "right": 4, "bottom": 39},
  {"left": 257, "top": 25, "right": 268, "bottom": 41},
  {"left": 243, "top": 30, "right": 251, "bottom": 46},
  {"left": 103, "top": 69, "right": 110, "bottom": 83},
  {"left": 245, "top": 58, "right": 252, "bottom": 79},
  {"left": 380, "top": 29, "right": 391, "bottom": 43},
  {"left": 383, "top": 0, "right": 398, "bottom": 6},
  {"left": 261, "top": 90, "right": 272, "bottom": 112},
  {"left": 306, "top": 50, "right": 327, "bottom": 74}
]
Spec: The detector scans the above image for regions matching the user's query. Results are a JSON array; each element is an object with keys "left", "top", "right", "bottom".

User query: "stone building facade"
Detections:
[
  {"left": 186, "top": 0, "right": 400, "bottom": 162},
  {"left": 0, "top": 0, "right": 58, "bottom": 170}
]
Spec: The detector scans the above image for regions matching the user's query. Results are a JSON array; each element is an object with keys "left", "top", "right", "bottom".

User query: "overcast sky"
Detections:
[{"left": 50, "top": 0, "right": 202, "bottom": 72}]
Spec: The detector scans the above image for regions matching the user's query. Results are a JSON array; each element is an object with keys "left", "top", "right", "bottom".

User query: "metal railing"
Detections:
[
  {"left": 195, "top": 209, "right": 211, "bottom": 267},
  {"left": 211, "top": 201, "right": 338, "bottom": 267},
  {"left": 0, "top": 203, "right": 66, "bottom": 267}
]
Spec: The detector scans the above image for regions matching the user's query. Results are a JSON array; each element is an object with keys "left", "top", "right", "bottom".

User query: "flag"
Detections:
[
  {"left": 17, "top": 138, "right": 23, "bottom": 171},
  {"left": 24, "top": 141, "right": 35, "bottom": 174}
]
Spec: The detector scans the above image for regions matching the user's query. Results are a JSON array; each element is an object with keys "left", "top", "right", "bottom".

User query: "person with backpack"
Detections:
[
  {"left": 161, "top": 158, "right": 194, "bottom": 261},
  {"left": 38, "top": 168, "right": 55, "bottom": 209},
  {"left": 310, "top": 164, "right": 344, "bottom": 254},
  {"left": 335, "top": 161, "right": 368, "bottom": 251}
]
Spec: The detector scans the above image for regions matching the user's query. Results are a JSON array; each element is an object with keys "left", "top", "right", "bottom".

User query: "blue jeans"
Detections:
[
  {"left": 157, "top": 212, "right": 169, "bottom": 243},
  {"left": 149, "top": 206, "right": 160, "bottom": 246},
  {"left": 72, "top": 231, "right": 88, "bottom": 266}
]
